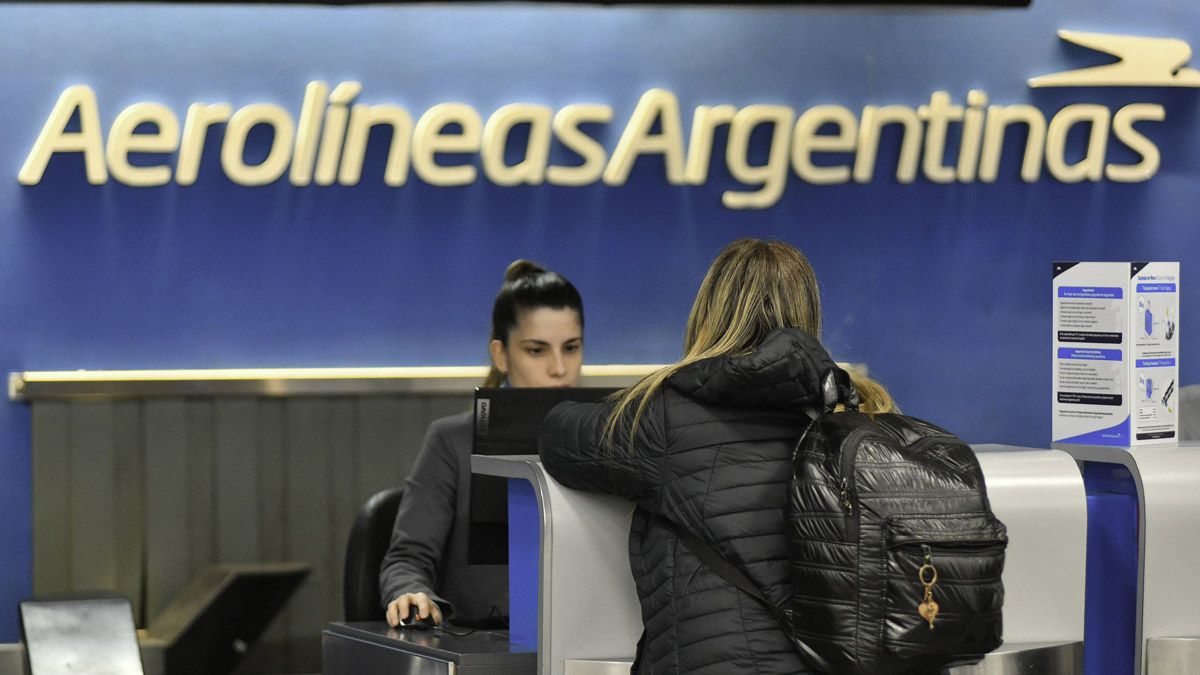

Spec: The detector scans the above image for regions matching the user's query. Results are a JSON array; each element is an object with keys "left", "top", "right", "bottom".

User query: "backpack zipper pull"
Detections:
[{"left": 918, "top": 544, "right": 940, "bottom": 629}]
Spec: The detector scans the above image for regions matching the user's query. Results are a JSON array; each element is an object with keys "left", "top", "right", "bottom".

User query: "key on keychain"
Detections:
[{"left": 917, "top": 545, "right": 939, "bottom": 630}]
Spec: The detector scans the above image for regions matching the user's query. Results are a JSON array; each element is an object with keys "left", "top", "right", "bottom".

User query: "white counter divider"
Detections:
[
  {"left": 1057, "top": 442, "right": 1200, "bottom": 674},
  {"left": 472, "top": 455, "right": 641, "bottom": 675}
]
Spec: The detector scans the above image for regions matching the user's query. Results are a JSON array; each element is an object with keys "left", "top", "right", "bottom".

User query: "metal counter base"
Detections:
[
  {"left": 950, "top": 641, "right": 1082, "bottom": 674},
  {"left": 1146, "top": 636, "right": 1200, "bottom": 673},
  {"left": 322, "top": 622, "right": 536, "bottom": 675},
  {"left": 562, "top": 641, "right": 1082, "bottom": 675}
]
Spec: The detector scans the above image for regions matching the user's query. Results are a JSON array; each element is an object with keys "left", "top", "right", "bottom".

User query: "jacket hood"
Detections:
[{"left": 668, "top": 328, "right": 838, "bottom": 412}]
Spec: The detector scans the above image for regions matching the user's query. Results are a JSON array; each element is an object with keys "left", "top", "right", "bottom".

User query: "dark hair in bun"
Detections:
[
  {"left": 484, "top": 260, "right": 584, "bottom": 387},
  {"left": 502, "top": 259, "right": 545, "bottom": 283}
]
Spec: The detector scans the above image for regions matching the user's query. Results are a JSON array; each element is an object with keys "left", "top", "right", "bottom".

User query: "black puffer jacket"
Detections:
[{"left": 539, "top": 328, "right": 835, "bottom": 674}]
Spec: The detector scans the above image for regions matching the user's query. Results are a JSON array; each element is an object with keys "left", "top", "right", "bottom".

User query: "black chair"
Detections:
[{"left": 343, "top": 486, "right": 405, "bottom": 621}]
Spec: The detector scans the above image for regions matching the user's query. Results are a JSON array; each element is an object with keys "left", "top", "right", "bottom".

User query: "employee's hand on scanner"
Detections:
[{"left": 386, "top": 592, "right": 443, "bottom": 627}]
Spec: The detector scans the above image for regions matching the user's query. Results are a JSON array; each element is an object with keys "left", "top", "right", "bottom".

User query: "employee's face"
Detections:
[{"left": 491, "top": 307, "right": 583, "bottom": 388}]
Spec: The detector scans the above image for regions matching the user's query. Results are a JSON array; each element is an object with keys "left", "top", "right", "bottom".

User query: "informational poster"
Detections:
[{"left": 1053, "top": 261, "right": 1180, "bottom": 446}]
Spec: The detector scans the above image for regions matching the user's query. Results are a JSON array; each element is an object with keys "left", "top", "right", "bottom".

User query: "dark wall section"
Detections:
[{"left": 29, "top": 394, "right": 468, "bottom": 671}]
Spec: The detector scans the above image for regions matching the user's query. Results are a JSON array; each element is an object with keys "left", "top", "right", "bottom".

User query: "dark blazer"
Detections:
[
  {"left": 379, "top": 411, "right": 508, "bottom": 621},
  {"left": 539, "top": 328, "right": 836, "bottom": 674}
]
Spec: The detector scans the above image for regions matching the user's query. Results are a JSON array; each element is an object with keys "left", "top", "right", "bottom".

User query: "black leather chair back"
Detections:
[{"left": 342, "top": 486, "right": 405, "bottom": 621}]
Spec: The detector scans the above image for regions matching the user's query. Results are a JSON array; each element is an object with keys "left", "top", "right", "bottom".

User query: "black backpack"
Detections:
[{"left": 659, "top": 368, "right": 1008, "bottom": 674}]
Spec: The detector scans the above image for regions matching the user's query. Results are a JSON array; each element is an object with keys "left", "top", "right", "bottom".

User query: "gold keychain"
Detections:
[{"left": 917, "top": 546, "right": 939, "bottom": 629}]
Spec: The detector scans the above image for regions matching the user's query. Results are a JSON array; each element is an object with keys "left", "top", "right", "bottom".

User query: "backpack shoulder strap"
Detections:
[{"left": 648, "top": 513, "right": 784, "bottom": 621}]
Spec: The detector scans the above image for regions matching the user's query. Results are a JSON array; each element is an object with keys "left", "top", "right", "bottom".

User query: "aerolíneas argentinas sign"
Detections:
[{"left": 17, "top": 31, "right": 1196, "bottom": 210}]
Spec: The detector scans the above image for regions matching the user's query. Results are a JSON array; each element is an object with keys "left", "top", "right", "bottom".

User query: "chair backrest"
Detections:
[
  {"left": 20, "top": 596, "right": 145, "bottom": 675},
  {"left": 342, "top": 486, "right": 405, "bottom": 621}
]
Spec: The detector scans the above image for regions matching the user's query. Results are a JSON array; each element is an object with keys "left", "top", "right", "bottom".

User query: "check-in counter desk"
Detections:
[
  {"left": 1055, "top": 442, "right": 1200, "bottom": 675},
  {"left": 322, "top": 622, "right": 535, "bottom": 674},
  {"left": 475, "top": 444, "right": 1087, "bottom": 675}
]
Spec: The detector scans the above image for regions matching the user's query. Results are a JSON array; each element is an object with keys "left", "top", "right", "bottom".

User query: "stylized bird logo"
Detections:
[{"left": 1029, "top": 30, "right": 1200, "bottom": 88}]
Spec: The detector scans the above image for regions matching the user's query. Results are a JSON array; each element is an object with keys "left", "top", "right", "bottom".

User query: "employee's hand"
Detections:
[{"left": 386, "top": 592, "right": 443, "bottom": 627}]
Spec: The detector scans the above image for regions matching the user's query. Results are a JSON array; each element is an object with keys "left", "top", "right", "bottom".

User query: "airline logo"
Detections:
[
  {"left": 16, "top": 30, "right": 1198, "bottom": 208},
  {"left": 1030, "top": 30, "right": 1200, "bottom": 88}
]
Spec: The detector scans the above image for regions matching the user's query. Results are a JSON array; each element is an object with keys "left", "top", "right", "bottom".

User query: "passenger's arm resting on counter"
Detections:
[
  {"left": 379, "top": 423, "right": 458, "bottom": 616},
  {"left": 538, "top": 396, "right": 665, "bottom": 503}
]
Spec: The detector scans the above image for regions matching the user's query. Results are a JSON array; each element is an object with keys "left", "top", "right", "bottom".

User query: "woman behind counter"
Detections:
[
  {"left": 538, "top": 239, "right": 895, "bottom": 674},
  {"left": 380, "top": 259, "right": 584, "bottom": 628}
]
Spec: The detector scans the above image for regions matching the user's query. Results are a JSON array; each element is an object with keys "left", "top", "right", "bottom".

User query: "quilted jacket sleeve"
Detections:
[{"left": 538, "top": 394, "right": 666, "bottom": 505}]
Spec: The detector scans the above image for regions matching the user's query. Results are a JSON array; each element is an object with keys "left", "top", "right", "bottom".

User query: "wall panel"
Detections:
[
  {"left": 68, "top": 403, "right": 118, "bottom": 592},
  {"left": 240, "top": 399, "right": 290, "bottom": 674},
  {"left": 142, "top": 400, "right": 191, "bottom": 623},
  {"left": 31, "top": 402, "right": 71, "bottom": 597},
  {"left": 185, "top": 401, "right": 217, "bottom": 578},
  {"left": 112, "top": 400, "right": 145, "bottom": 621},
  {"left": 215, "top": 399, "right": 260, "bottom": 564},
  {"left": 31, "top": 391, "right": 470, "bottom": 672}
]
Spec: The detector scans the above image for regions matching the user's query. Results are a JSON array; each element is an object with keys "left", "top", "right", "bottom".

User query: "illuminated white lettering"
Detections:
[
  {"left": 19, "top": 85, "right": 107, "bottom": 185},
  {"left": 341, "top": 104, "right": 414, "bottom": 186},
  {"left": 604, "top": 88, "right": 686, "bottom": 185},
  {"left": 221, "top": 104, "right": 295, "bottom": 186},
  {"left": 547, "top": 104, "right": 614, "bottom": 186},
  {"left": 16, "top": 84, "right": 1172, "bottom": 209},
  {"left": 855, "top": 105, "right": 923, "bottom": 183},
  {"left": 1107, "top": 103, "right": 1164, "bottom": 182},
  {"left": 315, "top": 82, "right": 362, "bottom": 186},
  {"left": 684, "top": 105, "right": 736, "bottom": 184},
  {"left": 723, "top": 105, "right": 794, "bottom": 209},
  {"left": 290, "top": 81, "right": 329, "bottom": 186},
  {"left": 412, "top": 103, "right": 482, "bottom": 186},
  {"left": 482, "top": 104, "right": 553, "bottom": 186},
  {"left": 957, "top": 90, "right": 989, "bottom": 182},
  {"left": 980, "top": 104, "right": 1046, "bottom": 183},
  {"left": 177, "top": 103, "right": 232, "bottom": 186},
  {"left": 1046, "top": 104, "right": 1110, "bottom": 183},
  {"left": 792, "top": 105, "right": 858, "bottom": 185},
  {"left": 106, "top": 103, "right": 179, "bottom": 187},
  {"left": 917, "top": 91, "right": 964, "bottom": 184}
]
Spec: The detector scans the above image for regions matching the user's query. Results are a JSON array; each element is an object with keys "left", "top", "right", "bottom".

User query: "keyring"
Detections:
[{"left": 918, "top": 563, "right": 938, "bottom": 586}]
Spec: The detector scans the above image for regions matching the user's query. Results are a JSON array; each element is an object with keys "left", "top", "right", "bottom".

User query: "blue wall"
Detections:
[{"left": 2, "top": 2, "right": 1198, "bottom": 640}]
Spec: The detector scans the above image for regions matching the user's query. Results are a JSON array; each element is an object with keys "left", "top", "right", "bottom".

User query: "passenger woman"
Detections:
[
  {"left": 380, "top": 260, "right": 584, "bottom": 628},
  {"left": 538, "top": 239, "right": 894, "bottom": 673}
]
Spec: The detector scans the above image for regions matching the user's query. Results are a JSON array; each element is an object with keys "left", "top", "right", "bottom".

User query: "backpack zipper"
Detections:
[
  {"left": 838, "top": 432, "right": 985, "bottom": 543},
  {"left": 838, "top": 425, "right": 873, "bottom": 544},
  {"left": 905, "top": 434, "right": 970, "bottom": 472}
]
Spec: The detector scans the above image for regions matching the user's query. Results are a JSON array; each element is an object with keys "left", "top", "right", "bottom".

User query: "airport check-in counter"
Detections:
[
  {"left": 1056, "top": 442, "right": 1200, "bottom": 675},
  {"left": 322, "top": 623, "right": 536, "bottom": 674},
  {"left": 474, "top": 444, "right": 1088, "bottom": 675}
]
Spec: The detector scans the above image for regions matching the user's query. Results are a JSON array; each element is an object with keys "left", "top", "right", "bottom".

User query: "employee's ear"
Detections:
[{"left": 489, "top": 339, "right": 508, "bottom": 376}]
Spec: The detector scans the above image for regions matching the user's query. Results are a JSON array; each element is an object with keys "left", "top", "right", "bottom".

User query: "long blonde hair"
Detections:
[{"left": 603, "top": 239, "right": 895, "bottom": 447}]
